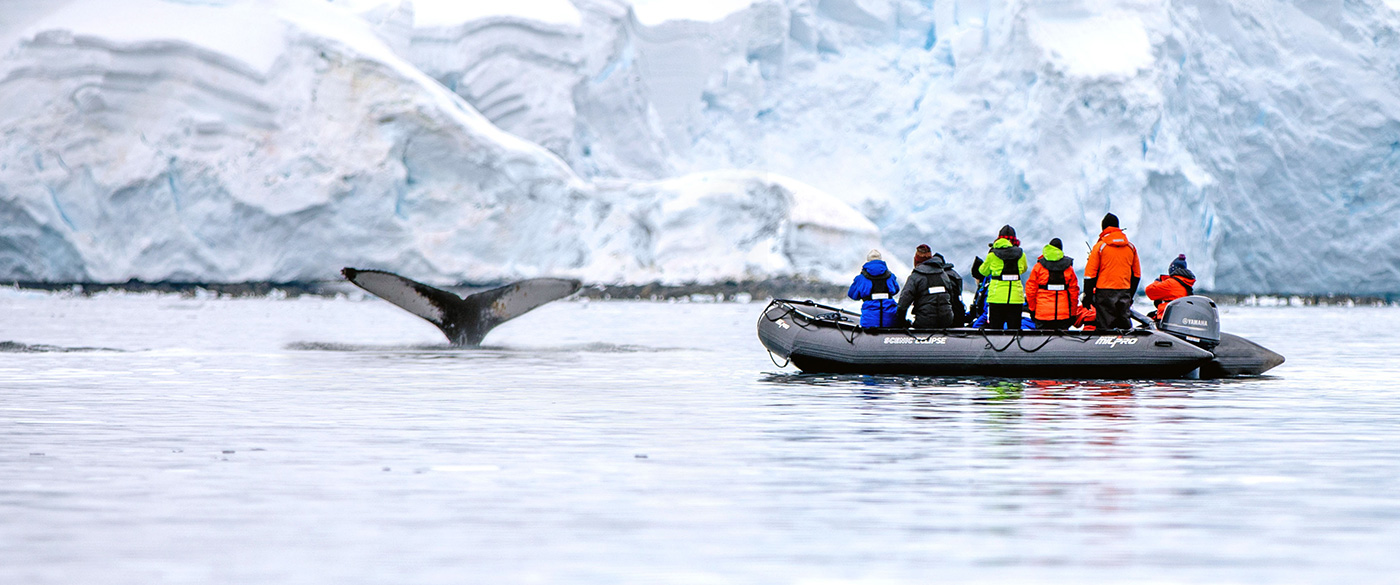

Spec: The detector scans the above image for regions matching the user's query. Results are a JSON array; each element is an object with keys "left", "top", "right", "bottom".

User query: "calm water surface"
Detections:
[{"left": 2, "top": 290, "right": 1398, "bottom": 584}]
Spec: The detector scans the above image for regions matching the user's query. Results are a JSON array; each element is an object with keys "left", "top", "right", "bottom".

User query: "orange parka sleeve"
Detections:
[
  {"left": 1067, "top": 267, "right": 1080, "bottom": 308},
  {"left": 1145, "top": 277, "right": 1173, "bottom": 302},
  {"left": 1084, "top": 242, "right": 1102, "bottom": 280},
  {"left": 1024, "top": 263, "right": 1045, "bottom": 311}
]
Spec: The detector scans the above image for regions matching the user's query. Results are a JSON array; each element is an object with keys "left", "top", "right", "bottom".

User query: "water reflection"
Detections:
[{"left": 757, "top": 373, "right": 1244, "bottom": 451}]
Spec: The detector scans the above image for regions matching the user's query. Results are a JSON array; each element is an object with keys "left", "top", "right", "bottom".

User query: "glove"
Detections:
[
  {"left": 1130, "top": 275, "right": 1141, "bottom": 296},
  {"left": 1081, "top": 278, "right": 1096, "bottom": 308}
]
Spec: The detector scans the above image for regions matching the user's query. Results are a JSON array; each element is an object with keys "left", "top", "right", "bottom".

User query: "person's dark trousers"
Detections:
[
  {"left": 913, "top": 307, "right": 954, "bottom": 329},
  {"left": 1034, "top": 318, "right": 1074, "bottom": 330},
  {"left": 986, "top": 303, "right": 1022, "bottom": 330},
  {"left": 1094, "top": 289, "right": 1134, "bottom": 330}
]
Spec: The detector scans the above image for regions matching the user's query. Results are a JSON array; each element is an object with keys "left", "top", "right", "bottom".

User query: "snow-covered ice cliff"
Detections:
[
  {"left": 361, "top": 0, "right": 1400, "bottom": 294},
  {"left": 3, "top": 0, "right": 1399, "bottom": 293},
  {"left": 0, "top": 0, "right": 879, "bottom": 284}
]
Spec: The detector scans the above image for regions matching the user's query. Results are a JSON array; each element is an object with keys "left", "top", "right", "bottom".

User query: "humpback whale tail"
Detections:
[{"left": 341, "top": 268, "right": 581, "bottom": 346}]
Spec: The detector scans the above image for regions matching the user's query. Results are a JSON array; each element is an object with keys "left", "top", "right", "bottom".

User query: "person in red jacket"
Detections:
[
  {"left": 1082, "top": 213, "right": 1141, "bottom": 330},
  {"left": 1145, "top": 254, "right": 1196, "bottom": 322},
  {"left": 1024, "top": 238, "right": 1079, "bottom": 329}
]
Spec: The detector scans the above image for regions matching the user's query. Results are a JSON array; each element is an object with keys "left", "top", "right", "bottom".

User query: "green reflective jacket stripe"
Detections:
[{"left": 978, "top": 239, "right": 1028, "bottom": 305}]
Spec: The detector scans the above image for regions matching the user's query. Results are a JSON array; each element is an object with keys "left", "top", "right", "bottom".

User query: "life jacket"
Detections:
[
  {"left": 861, "top": 268, "right": 895, "bottom": 301},
  {"left": 996, "top": 248, "right": 1023, "bottom": 281},
  {"left": 903, "top": 259, "right": 955, "bottom": 327},
  {"left": 916, "top": 263, "right": 952, "bottom": 305},
  {"left": 1029, "top": 253, "right": 1077, "bottom": 321},
  {"left": 980, "top": 238, "right": 1027, "bottom": 306}
]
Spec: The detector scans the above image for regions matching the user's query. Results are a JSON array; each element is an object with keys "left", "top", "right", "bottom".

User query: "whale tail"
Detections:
[{"left": 341, "top": 268, "right": 581, "bottom": 346}]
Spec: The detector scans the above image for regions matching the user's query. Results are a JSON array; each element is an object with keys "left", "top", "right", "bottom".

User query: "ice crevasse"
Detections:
[{"left": 0, "top": 0, "right": 881, "bottom": 285}]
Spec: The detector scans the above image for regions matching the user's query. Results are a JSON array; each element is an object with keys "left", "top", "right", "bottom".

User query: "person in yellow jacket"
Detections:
[{"left": 976, "top": 225, "right": 1028, "bottom": 330}]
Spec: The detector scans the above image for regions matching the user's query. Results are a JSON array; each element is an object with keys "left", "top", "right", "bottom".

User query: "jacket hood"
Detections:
[
  {"left": 1039, "top": 255, "right": 1073, "bottom": 272},
  {"left": 1038, "top": 244, "right": 1072, "bottom": 271},
  {"left": 861, "top": 259, "right": 889, "bottom": 277},
  {"left": 931, "top": 253, "right": 952, "bottom": 268},
  {"left": 1098, "top": 226, "right": 1130, "bottom": 247},
  {"left": 991, "top": 240, "right": 1022, "bottom": 262},
  {"left": 913, "top": 258, "right": 946, "bottom": 275}
]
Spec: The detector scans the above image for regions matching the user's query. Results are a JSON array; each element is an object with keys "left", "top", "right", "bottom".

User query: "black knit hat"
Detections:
[
  {"left": 1102, "top": 213, "right": 1119, "bottom": 229},
  {"left": 998, "top": 224, "right": 1016, "bottom": 238},
  {"left": 1048, "top": 237, "right": 1063, "bottom": 249}
]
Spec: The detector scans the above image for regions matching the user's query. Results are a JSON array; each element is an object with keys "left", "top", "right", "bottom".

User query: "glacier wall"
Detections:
[
  {"left": 384, "top": 0, "right": 1400, "bottom": 294},
  {"left": 0, "top": 0, "right": 880, "bottom": 284},
  {"left": 3, "top": 0, "right": 1398, "bottom": 293}
]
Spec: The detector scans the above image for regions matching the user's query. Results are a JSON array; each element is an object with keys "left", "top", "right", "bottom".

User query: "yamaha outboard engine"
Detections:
[{"left": 1158, "top": 296, "right": 1221, "bottom": 350}]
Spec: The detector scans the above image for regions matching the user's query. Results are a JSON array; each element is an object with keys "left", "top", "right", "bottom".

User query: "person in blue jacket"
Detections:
[{"left": 848, "top": 249, "right": 900, "bottom": 328}]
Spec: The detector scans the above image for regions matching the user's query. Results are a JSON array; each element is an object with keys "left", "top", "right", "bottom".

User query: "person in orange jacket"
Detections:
[
  {"left": 1081, "top": 213, "right": 1141, "bottom": 330},
  {"left": 1024, "top": 238, "right": 1079, "bottom": 329},
  {"left": 1145, "top": 254, "right": 1196, "bottom": 322}
]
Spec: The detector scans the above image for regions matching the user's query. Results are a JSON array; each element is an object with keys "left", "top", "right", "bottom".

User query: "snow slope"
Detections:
[
  {"left": 0, "top": 0, "right": 879, "bottom": 284},
  {"left": 380, "top": 0, "right": 1400, "bottom": 294}
]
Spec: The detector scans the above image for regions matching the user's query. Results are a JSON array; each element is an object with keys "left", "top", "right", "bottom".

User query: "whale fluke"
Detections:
[{"left": 342, "top": 268, "right": 581, "bottom": 346}]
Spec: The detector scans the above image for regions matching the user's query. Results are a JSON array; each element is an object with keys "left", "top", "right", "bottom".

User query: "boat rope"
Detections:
[
  {"left": 903, "top": 330, "right": 942, "bottom": 343},
  {"left": 1015, "top": 335, "right": 1055, "bottom": 353},
  {"left": 768, "top": 350, "right": 790, "bottom": 368},
  {"left": 764, "top": 300, "right": 858, "bottom": 342},
  {"left": 981, "top": 329, "right": 1017, "bottom": 352},
  {"left": 765, "top": 305, "right": 818, "bottom": 331}
]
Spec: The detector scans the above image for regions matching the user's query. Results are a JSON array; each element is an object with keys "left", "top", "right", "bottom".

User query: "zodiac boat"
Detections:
[{"left": 757, "top": 296, "right": 1284, "bottom": 379}]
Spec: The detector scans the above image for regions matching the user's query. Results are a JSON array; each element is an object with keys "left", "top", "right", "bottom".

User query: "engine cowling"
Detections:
[{"left": 1159, "top": 295, "right": 1221, "bottom": 350}]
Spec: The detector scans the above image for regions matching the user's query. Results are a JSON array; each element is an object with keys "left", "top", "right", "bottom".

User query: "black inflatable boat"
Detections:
[{"left": 757, "top": 296, "right": 1283, "bottom": 379}]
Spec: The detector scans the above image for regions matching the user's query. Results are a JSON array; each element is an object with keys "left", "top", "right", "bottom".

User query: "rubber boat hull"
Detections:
[{"left": 758, "top": 300, "right": 1283, "bottom": 379}]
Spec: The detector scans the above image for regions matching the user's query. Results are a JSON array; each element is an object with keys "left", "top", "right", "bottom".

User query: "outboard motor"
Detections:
[{"left": 1158, "top": 296, "right": 1221, "bottom": 350}]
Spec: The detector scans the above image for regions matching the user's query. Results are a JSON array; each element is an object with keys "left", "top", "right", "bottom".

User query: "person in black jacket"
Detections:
[
  {"left": 896, "top": 246, "right": 957, "bottom": 328},
  {"left": 931, "top": 252, "right": 966, "bottom": 325}
]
